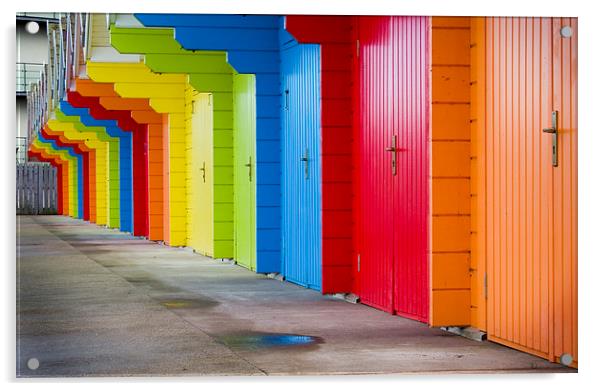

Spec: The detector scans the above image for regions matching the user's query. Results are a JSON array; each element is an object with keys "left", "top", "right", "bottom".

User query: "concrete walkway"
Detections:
[{"left": 16, "top": 215, "right": 572, "bottom": 377}]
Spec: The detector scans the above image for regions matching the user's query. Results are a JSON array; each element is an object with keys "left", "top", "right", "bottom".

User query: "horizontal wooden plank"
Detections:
[
  {"left": 431, "top": 289, "right": 471, "bottom": 326},
  {"left": 432, "top": 178, "right": 471, "bottom": 215},
  {"left": 432, "top": 28, "right": 471, "bottom": 65},
  {"left": 432, "top": 253, "right": 471, "bottom": 289},
  {"left": 432, "top": 103, "right": 470, "bottom": 140},
  {"left": 432, "top": 66, "right": 470, "bottom": 102},
  {"left": 431, "top": 16, "right": 471, "bottom": 28},
  {"left": 432, "top": 215, "right": 471, "bottom": 252},
  {"left": 432, "top": 141, "right": 471, "bottom": 177}
]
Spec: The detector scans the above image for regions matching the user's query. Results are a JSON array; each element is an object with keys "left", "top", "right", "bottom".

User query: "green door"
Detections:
[{"left": 233, "top": 74, "right": 256, "bottom": 270}]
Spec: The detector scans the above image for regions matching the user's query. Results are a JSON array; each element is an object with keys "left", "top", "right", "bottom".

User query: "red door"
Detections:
[
  {"left": 358, "top": 16, "right": 395, "bottom": 312},
  {"left": 358, "top": 16, "right": 430, "bottom": 321}
]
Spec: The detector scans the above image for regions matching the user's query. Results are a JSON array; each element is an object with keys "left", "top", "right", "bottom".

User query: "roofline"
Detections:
[{"left": 16, "top": 15, "right": 59, "bottom": 24}]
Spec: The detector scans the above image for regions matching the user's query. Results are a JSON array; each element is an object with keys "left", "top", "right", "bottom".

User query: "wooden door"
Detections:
[
  {"left": 481, "top": 17, "right": 578, "bottom": 366},
  {"left": 233, "top": 74, "right": 257, "bottom": 270},
  {"left": 191, "top": 93, "right": 213, "bottom": 255},
  {"left": 358, "top": 16, "right": 430, "bottom": 320},
  {"left": 358, "top": 16, "right": 396, "bottom": 312},
  {"left": 281, "top": 41, "right": 322, "bottom": 290}
]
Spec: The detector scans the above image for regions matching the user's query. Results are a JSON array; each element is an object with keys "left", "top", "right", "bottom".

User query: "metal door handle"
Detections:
[
  {"left": 200, "top": 161, "right": 206, "bottom": 183},
  {"left": 385, "top": 135, "right": 398, "bottom": 176},
  {"left": 284, "top": 89, "right": 290, "bottom": 110},
  {"left": 543, "top": 110, "right": 558, "bottom": 167},
  {"left": 244, "top": 156, "right": 252, "bottom": 182},
  {"left": 300, "top": 148, "right": 309, "bottom": 179}
]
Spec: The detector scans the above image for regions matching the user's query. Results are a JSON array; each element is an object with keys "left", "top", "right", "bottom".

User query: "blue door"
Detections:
[{"left": 281, "top": 40, "right": 322, "bottom": 291}]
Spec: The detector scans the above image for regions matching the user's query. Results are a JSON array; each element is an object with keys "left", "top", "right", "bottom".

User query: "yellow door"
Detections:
[{"left": 191, "top": 93, "right": 213, "bottom": 255}]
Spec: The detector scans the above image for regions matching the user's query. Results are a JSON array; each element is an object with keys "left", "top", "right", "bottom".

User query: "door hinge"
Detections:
[
  {"left": 191, "top": 100, "right": 195, "bottom": 114},
  {"left": 208, "top": 94, "right": 213, "bottom": 106},
  {"left": 356, "top": 39, "right": 360, "bottom": 57},
  {"left": 357, "top": 254, "right": 361, "bottom": 272},
  {"left": 484, "top": 272, "right": 488, "bottom": 300}
]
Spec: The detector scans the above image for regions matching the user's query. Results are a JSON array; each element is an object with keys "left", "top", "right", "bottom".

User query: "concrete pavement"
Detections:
[{"left": 16, "top": 215, "right": 573, "bottom": 377}]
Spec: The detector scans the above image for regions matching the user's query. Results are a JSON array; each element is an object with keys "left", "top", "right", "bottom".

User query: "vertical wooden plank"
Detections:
[
  {"left": 28, "top": 165, "right": 32, "bottom": 214},
  {"left": 569, "top": 18, "right": 578, "bottom": 365},
  {"left": 517, "top": 17, "right": 525, "bottom": 344},
  {"left": 36, "top": 165, "right": 41, "bottom": 214},
  {"left": 39, "top": 165, "right": 43, "bottom": 214},
  {"left": 25, "top": 165, "right": 30, "bottom": 214},
  {"left": 44, "top": 165, "right": 48, "bottom": 213},
  {"left": 32, "top": 165, "right": 36, "bottom": 214},
  {"left": 53, "top": 165, "right": 58, "bottom": 213},
  {"left": 31, "top": 165, "right": 35, "bottom": 214},
  {"left": 41, "top": 165, "right": 45, "bottom": 213},
  {"left": 470, "top": 16, "right": 488, "bottom": 331},
  {"left": 23, "top": 165, "right": 26, "bottom": 214},
  {"left": 541, "top": 16, "right": 554, "bottom": 362},
  {"left": 552, "top": 16, "right": 578, "bottom": 366},
  {"left": 525, "top": 16, "right": 534, "bottom": 351},
  {"left": 34, "top": 165, "right": 38, "bottom": 214}
]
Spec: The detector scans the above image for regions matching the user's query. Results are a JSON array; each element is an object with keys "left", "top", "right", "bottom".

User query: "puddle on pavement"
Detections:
[{"left": 217, "top": 332, "right": 323, "bottom": 350}]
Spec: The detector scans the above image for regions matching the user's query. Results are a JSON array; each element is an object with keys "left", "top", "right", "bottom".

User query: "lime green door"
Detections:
[
  {"left": 192, "top": 93, "right": 214, "bottom": 255},
  {"left": 233, "top": 74, "right": 257, "bottom": 270},
  {"left": 106, "top": 140, "right": 120, "bottom": 228}
]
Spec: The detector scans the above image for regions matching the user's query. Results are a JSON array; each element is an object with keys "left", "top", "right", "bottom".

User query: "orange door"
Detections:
[{"left": 481, "top": 17, "right": 577, "bottom": 366}]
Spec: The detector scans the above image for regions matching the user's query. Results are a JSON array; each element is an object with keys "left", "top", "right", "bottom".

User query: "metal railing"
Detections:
[
  {"left": 16, "top": 12, "right": 60, "bottom": 21},
  {"left": 16, "top": 62, "right": 44, "bottom": 94},
  {"left": 26, "top": 13, "right": 89, "bottom": 148}
]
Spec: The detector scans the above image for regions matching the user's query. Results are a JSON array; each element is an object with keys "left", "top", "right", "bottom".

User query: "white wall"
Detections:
[
  {"left": 16, "top": 98, "right": 28, "bottom": 139},
  {"left": 16, "top": 21, "right": 49, "bottom": 64}
]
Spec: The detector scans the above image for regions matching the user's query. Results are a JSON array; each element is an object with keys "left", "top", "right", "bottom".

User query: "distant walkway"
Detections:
[{"left": 16, "top": 216, "right": 571, "bottom": 377}]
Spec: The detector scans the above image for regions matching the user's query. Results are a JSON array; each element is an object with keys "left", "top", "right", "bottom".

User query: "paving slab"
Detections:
[{"left": 16, "top": 215, "right": 574, "bottom": 377}]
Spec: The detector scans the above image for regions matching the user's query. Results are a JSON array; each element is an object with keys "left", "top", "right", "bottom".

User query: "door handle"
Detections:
[
  {"left": 385, "top": 135, "right": 398, "bottom": 176},
  {"left": 284, "top": 89, "right": 290, "bottom": 111},
  {"left": 300, "top": 148, "right": 309, "bottom": 180},
  {"left": 244, "top": 155, "right": 252, "bottom": 182},
  {"left": 543, "top": 110, "right": 558, "bottom": 167},
  {"left": 200, "top": 161, "right": 206, "bottom": 183}
]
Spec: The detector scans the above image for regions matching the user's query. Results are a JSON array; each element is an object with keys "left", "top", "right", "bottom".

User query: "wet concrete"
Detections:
[{"left": 16, "top": 215, "right": 575, "bottom": 377}]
